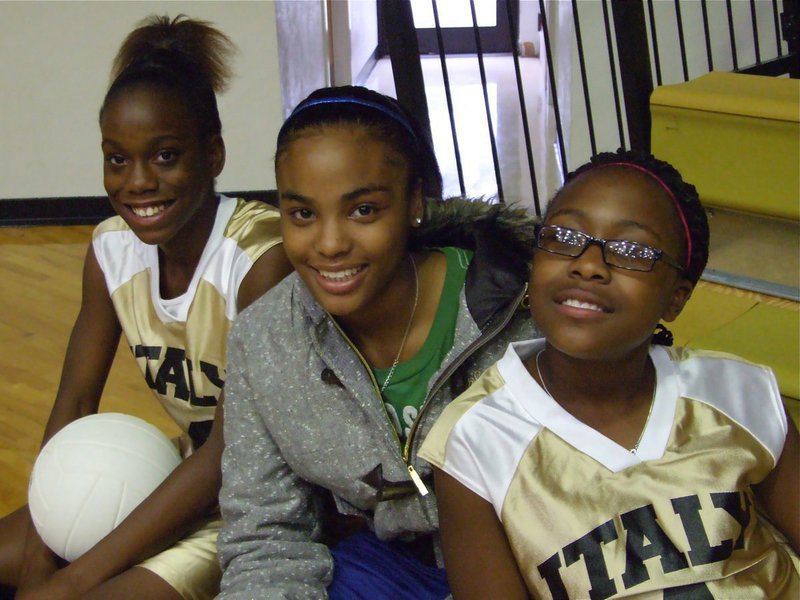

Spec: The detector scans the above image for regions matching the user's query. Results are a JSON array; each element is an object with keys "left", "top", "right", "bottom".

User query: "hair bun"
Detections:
[{"left": 110, "top": 14, "right": 235, "bottom": 94}]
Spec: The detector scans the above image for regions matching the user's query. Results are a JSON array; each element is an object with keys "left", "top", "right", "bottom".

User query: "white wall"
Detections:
[
  {"left": 330, "top": 0, "right": 378, "bottom": 86},
  {"left": 349, "top": 0, "right": 378, "bottom": 84},
  {"left": 518, "top": 0, "right": 541, "bottom": 50},
  {"left": 0, "top": 1, "right": 284, "bottom": 200},
  {"left": 276, "top": 0, "right": 329, "bottom": 118}
]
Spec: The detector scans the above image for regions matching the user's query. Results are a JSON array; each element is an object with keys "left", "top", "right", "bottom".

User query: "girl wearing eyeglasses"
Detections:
[{"left": 420, "top": 149, "right": 799, "bottom": 599}]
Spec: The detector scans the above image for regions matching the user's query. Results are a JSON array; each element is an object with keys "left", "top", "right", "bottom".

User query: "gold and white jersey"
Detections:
[
  {"left": 420, "top": 340, "right": 797, "bottom": 598},
  {"left": 93, "top": 196, "right": 281, "bottom": 445}
]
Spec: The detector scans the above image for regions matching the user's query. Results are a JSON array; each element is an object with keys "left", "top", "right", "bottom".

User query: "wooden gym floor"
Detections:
[{"left": 0, "top": 225, "right": 180, "bottom": 516}]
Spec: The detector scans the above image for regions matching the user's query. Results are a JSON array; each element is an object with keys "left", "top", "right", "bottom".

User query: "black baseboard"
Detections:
[{"left": 0, "top": 191, "right": 278, "bottom": 227}]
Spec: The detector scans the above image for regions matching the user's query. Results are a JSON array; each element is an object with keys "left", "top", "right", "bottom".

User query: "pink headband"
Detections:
[{"left": 605, "top": 162, "right": 692, "bottom": 271}]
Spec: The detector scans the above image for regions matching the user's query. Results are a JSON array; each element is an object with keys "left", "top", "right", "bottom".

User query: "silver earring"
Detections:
[{"left": 414, "top": 217, "right": 422, "bottom": 225}]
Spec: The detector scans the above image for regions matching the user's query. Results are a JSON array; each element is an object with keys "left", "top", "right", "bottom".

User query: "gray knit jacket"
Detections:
[{"left": 218, "top": 199, "right": 540, "bottom": 599}]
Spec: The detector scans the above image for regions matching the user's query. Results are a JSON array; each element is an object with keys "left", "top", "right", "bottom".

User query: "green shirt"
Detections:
[{"left": 374, "top": 246, "right": 473, "bottom": 442}]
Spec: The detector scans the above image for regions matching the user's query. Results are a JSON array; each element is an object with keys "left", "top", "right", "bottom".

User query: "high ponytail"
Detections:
[{"left": 100, "top": 14, "right": 236, "bottom": 140}]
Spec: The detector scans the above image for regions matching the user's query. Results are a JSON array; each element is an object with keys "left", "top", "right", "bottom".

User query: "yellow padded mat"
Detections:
[
  {"left": 669, "top": 281, "right": 799, "bottom": 401},
  {"left": 651, "top": 72, "right": 800, "bottom": 220}
]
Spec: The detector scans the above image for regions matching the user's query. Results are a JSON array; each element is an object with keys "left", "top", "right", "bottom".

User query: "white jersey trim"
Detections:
[
  {"left": 93, "top": 229, "right": 148, "bottom": 297},
  {"left": 94, "top": 195, "right": 244, "bottom": 324},
  {"left": 675, "top": 349, "right": 786, "bottom": 462},
  {"left": 444, "top": 346, "right": 544, "bottom": 512},
  {"left": 439, "top": 341, "right": 787, "bottom": 517},
  {"left": 497, "top": 341, "right": 679, "bottom": 473}
]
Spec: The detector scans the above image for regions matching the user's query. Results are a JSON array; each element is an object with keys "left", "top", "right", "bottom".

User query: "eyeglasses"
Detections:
[{"left": 534, "top": 224, "right": 683, "bottom": 272}]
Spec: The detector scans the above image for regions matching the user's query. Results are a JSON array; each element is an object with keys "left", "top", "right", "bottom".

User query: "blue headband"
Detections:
[{"left": 282, "top": 96, "right": 419, "bottom": 143}]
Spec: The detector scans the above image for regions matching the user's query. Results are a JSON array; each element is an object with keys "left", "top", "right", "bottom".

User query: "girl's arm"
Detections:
[
  {"left": 20, "top": 244, "right": 292, "bottom": 598},
  {"left": 434, "top": 467, "right": 530, "bottom": 600},
  {"left": 18, "top": 245, "right": 122, "bottom": 591},
  {"left": 41, "top": 245, "right": 122, "bottom": 442},
  {"left": 218, "top": 331, "right": 331, "bottom": 598},
  {"left": 236, "top": 244, "right": 293, "bottom": 313},
  {"left": 753, "top": 409, "right": 800, "bottom": 553}
]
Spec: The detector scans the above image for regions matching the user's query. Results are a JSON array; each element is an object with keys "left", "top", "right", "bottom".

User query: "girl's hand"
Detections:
[
  {"left": 15, "top": 571, "right": 77, "bottom": 600},
  {"left": 16, "top": 532, "right": 66, "bottom": 600}
]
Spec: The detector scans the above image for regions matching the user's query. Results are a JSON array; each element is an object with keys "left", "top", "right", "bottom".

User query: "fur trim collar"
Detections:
[{"left": 410, "top": 197, "right": 539, "bottom": 262}]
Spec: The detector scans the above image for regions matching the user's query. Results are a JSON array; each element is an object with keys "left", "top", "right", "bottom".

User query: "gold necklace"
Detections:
[
  {"left": 534, "top": 349, "right": 554, "bottom": 398},
  {"left": 630, "top": 386, "right": 656, "bottom": 455},
  {"left": 534, "top": 349, "right": 656, "bottom": 454},
  {"left": 380, "top": 255, "right": 418, "bottom": 393}
]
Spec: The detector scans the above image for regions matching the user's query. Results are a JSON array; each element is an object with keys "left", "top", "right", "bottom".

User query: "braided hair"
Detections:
[
  {"left": 100, "top": 14, "right": 235, "bottom": 141},
  {"left": 553, "top": 149, "right": 710, "bottom": 345},
  {"left": 275, "top": 86, "right": 443, "bottom": 201}
]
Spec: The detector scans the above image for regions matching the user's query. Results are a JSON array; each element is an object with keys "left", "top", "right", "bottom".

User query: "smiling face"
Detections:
[
  {"left": 531, "top": 166, "right": 693, "bottom": 362},
  {"left": 276, "top": 125, "right": 422, "bottom": 327},
  {"left": 100, "top": 85, "right": 224, "bottom": 250}
]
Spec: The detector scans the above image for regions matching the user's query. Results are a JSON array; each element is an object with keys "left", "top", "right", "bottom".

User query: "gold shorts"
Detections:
[{"left": 138, "top": 514, "right": 222, "bottom": 600}]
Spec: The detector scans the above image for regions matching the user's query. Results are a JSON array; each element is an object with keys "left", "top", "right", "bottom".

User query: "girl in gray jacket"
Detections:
[{"left": 218, "top": 86, "right": 538, "bottom": 599}]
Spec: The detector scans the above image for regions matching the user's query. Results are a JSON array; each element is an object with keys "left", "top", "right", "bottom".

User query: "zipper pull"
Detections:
[{"left": 408, "top": 465, "right": 430, "bottom": 497}]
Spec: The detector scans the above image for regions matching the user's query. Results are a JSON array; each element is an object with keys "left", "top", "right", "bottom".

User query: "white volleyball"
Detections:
[{"left": 28, "top": 413, "right": 181, "bottom": 562}]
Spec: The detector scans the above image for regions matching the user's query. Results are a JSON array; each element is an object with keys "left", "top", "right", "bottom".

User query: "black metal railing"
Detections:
[{"left": 379, "top": 0, "right": 797, "bottom": 215}]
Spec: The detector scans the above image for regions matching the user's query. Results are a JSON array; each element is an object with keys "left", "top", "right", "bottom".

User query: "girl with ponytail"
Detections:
[{"left": 0, "top": 15, "right": 291, "bottom": 600}]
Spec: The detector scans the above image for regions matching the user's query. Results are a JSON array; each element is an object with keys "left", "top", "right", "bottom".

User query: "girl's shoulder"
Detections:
[
  {"left": 91, "top": 215, "right": 150, "bottom": 281},
  {"left": 93, "top": 214, "right": 130, "bottom": 238},
  {"left": 223, "top": 197, "right": 283, "bottom": 265},
  {"left": 662, "top": 345, "right": 779, "bottom": 387},
  {"left": 659, "top": 345, "right": 786, "bottom": 460},
  {"left": 233, "top": 272, "right": 302, "bottom": 330},
  {"left": 226, "top": 197, "right": 281, "bottom": 234},
  {"left": 420, "top": 343, "right": 544, "bottom": 505}
]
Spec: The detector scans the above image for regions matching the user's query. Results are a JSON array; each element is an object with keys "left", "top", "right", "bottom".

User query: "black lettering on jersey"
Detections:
[
  {"left": 537, "top": 553, "right": 569, "bottom": 600},
  {"left": 185, "top": 357, "right": 199, "bottom": 403},
  {"left": 621, "top": 504, "right": 689, "bottom": 589},
  {"left": 131, "top": 344, "right": 223, "bottom": 407},
  {"left": 711, "top": 491, "right": 752, "bottom": 551},
  {"left": 672, "top": 495, "right": 732, "bottom": 565},
  {"left": 155, "top": 347, "right": 190, "bottom": 399},
  {"left": 540, "top": 491, "right": 754, "bottom": 596},
  {"left": 563, "top": 520, "right": 619, "bottom": 600},
  {"left": 185, "top": 359, "right": 222, "bottom": 407},
  {"left": 197, "top": 361, "right": 224, "bottom": 404},
  {"left": 188, "top": 419, "right": 214, "bottom": 449},
  {"left": 663, "top": 581, "right": 714, "bottom": 599},
  {"left": 133, "top": 345, "right": 161, "bottom": 389}
]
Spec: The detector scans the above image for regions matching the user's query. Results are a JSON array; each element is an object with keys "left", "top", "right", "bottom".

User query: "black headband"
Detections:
[{"left": 280, "top": 95, "right": 419, "bottom": 143}]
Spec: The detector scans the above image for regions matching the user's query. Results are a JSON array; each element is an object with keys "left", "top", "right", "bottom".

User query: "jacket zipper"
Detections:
[
  {"left": 403, "top": 282, "right": 529, "bottom": 467},
  {"left": 327, "top": 282, "right": 528, "bottom": 497},
  {"left": 327, "top": 317, "right": 405, "bottom": 453}
]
